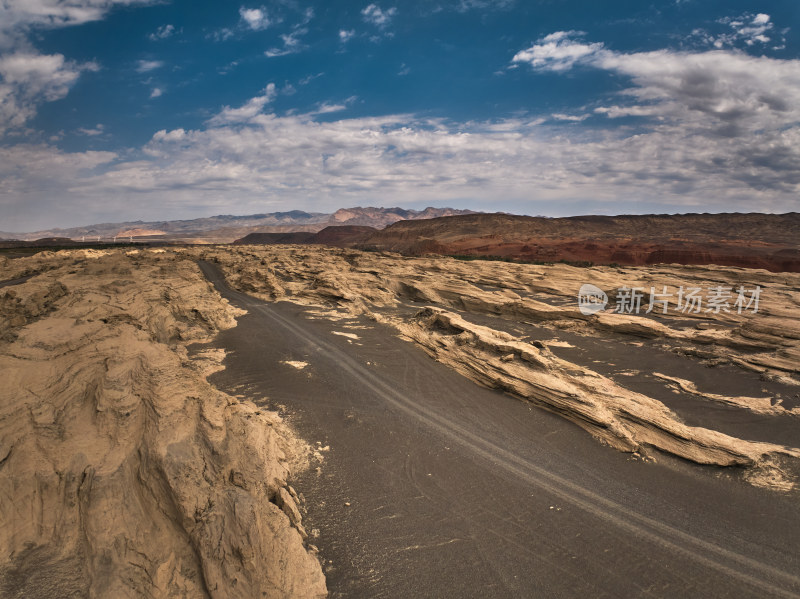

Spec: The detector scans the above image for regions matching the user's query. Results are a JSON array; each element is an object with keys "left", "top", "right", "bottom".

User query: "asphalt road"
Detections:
[{"left": 198, "top": 261, "right": 800, "bottom": 599}]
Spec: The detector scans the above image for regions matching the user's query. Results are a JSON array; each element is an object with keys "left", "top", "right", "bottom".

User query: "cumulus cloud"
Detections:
[
  {"left": 20, "top": 108, "right": 800, "bottom": 223},
  {"left": 115, "top": 108, "right": 800, "bottom": 211},
  {"left": 0, "top": 52, "right": 98, "bottom": 135},
  {"left": 339, "top": 29, "right": 355, "bottom": 43},
  {"left": 690, "top": 13, "right": 787, "bottom": 51},
  {"left": 239, "top": 6, "right": 270, "bottom": 31},
  {"left": 361, "top": 4, "right": 397, "bottom": 27},
  {"left": 3, "top": 16, "right": 800, "bottom": 229},
  {"left": 717, "top": 13, "right": 774, "bottom": 47},
  {"left": 3, "top": 97, "right": 800, "bottom": 229},
  {"left": 508, "top": 31, "right": 800, "bottom": 199},
  {"left": 149, "top": 87, "right": 162, "bottom": 98},
  {"left": 512, "top": 31, "right": 800, "bottom": 136},
  {"left": 0, "top": 1, "right": 154, "bottom": 136},
  {"left": 511, "top": 31, "right": 602, "bottom": 72},
  {"left": 10, "top": 34, "right": 794, "bottom": 224}
]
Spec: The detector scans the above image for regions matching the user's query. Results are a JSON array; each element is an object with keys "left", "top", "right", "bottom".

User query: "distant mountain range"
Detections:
[
  {"left": 6, "top": 208, "right": 798, "bottom": 273},
  {"left": 235, "top": 212, "right": 800, "bottom": 273},
  {"left": 353, "top": 212, "right": 800, "bottom": 272},
  {"left": 0, "top": 207, "right": 476, "bottom": 242}
]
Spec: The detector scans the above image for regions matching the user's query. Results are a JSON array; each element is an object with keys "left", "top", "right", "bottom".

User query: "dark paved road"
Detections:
[{"left": 199, "top": 261, "right": 800, "bottom": 599}]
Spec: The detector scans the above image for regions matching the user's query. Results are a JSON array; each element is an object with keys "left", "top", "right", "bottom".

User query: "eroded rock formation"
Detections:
[
  {"left": 0, "top": 249, "right": 326, "bottom": 598},
  {"left": 197, "top": 244, "right": 800, "bottom": 491}
]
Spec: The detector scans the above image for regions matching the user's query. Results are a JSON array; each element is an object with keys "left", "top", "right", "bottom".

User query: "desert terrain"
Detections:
[
  {"left": 0, "top": 249, "right": 326, "bottom": 598},
  {"left": 2, "top": 244, "right": 800, "bottom": 597},
  {"left": 198, "top": 245, "right": 800, "bottom": 486},
  {"left": 235, "top": 212, "right": 800, "bottom": 273},
  {"left": 8, "top": 210, "right": 799, "bottom": 276}
]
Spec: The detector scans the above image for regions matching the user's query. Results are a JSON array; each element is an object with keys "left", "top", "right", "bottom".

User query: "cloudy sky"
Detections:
[{"left": 0, "top": 0, "right": 798, "bottom": 231}]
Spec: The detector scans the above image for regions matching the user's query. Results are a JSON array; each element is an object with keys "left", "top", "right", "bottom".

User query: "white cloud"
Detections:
[
  {"left": 714, "top": 13, "right": 776, "bottom": 48},
  {"left": 508, "top": 31, "right": 800, "bottom": 197},
  {"left": 512, "top": 32, "right": 602, "bottom": 72},
  {"left": 0, "top": 1, "right": 150, "bottom": 136},
  {"left": 148, "top": 24, "right": 175, "bottom": 41},
  {"left": 593, "top": 105, "right": 662, "bottom": 119},
  {"left": 0, "top": 0, "right": 156, "bottom": 48},
  {"left": 239, "top": 6, "right": 270, "bottom": 31},
  {"left": 265, "top": 29, "right": 307, "bottom": 57},
  {"left": 0, "top": 52, "right": 98, "bottom": 135},
  {"left": 753, "top": 13, "right": 770, "bottom": 26},
  {"left": 0, "top": 143, "right": 118, "bottom": 230},
  {"left": 10, "top": 38, "right": 791, "bottom": 223},
  {"left": 691, "top": 13, "right": 783, "bottom": 50},
  {"left": 455, "top": 0, "right": 514, "bottom": 11},
  {"left": 513, "top": 31, "right": 800, "bottom": 135},
  {"left": 339, "top": 29, "right": 355, "bottom": 43},
  {"left": 550, "top": 113, "right": 589, "bottom": 122},
  {"left": 151, "top": 128, "right": 186, "bottom": 143},
  {"left": 299, "top": 72, "right": 323, "bottom": 85},
  {"left": 311, "top": 96, "right": 357, "bottom": 115},
  {"left": 135, "top": 59, "right": 163, "bottom": 73},
  {"left": 361, "top": 4, "right": 397, "bottom": 27},
  {"left": 149, "top": 87, "right": 162, "bottom": 98},
  {"left": 207, "top": 83, "right": 277, "bottom": 125},
  {"left": 210, "top": 28, "right": 235, "bottom": 42},
  {"left": 3, "top": 18, "right": 800, "bottom": 229},
  {"left": 0, "top": 53, "right": 84, "bottom": 94},
  {"left": 77, "top": 124, "right": 104, "bottom": 136},
  {"left": 314, "top": 104, "right": 347, "bottom": 114},
  {"left": 4, "top": 98, "right": 800, "bottom": 229}
]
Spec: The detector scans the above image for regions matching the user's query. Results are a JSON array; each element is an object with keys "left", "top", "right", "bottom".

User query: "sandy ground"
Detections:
[
  {"left": 198, "top": 260, "right": 800, "bottom": 598},
  {"left": 195, "top": 245, "right": 800, "bottom": 491},
  {"left": 4, "top": 244, "right": 800, "bottom": 597},
  {"left": 0, "top": 249, "right": 325, "bottom": 598}
]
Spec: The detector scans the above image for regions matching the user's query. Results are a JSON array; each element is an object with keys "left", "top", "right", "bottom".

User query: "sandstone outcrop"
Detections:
[{"left": 0, "top": 249, "right": 326, "bottom": 598}]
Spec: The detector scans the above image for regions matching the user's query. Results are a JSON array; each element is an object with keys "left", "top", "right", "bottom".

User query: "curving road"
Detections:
[{"left": 199, "top": 261, "right": 800, "bottom": 598}]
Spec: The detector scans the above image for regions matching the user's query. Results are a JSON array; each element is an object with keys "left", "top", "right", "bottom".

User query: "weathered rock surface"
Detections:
[
  {"left": 396, "top": 307, "right": 798, "bottom": 468},
  {"left": 0, "top": 249, "right": 326, "bottom": 598},
  {"left": 196, "top": 244, "right": 800, "bottom": 490}
]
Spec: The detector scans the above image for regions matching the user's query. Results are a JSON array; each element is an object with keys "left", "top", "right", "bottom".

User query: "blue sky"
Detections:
[{"left": 1, "top": 0, "right": 798, "bottom": 231}]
